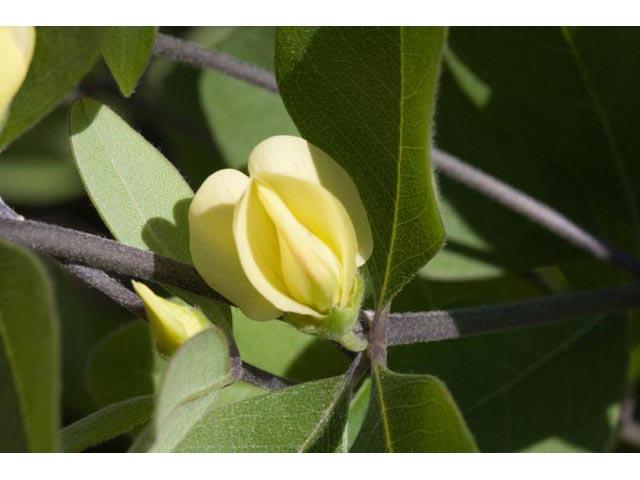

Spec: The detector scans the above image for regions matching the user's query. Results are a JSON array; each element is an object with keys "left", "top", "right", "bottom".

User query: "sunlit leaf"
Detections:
[
  {"left": 352, "top": 366, "right": 477, "bottom": 452},
  {"left": 150, "top": 328, "right": 235, "bottom": 452},
  {"left": 174, "top": 375, "right": 351, "bottom": 452}
]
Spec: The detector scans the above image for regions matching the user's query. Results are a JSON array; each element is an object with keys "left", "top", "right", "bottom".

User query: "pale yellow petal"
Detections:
[
  {"left": 233, "top": 181, "right": 320, "bottom": 317},
  {"left": 248, "top": 135, "right": 373, "bottom": 266},
  {"left": 189, "top": 169, "right": 281, "bottom": 321},
  {"left": 0, "top": 26, "right": 36, "bottom": 118},
  {"left": 257, "top": 173, "right": 357, "bottom": 306},
  {"left": 256, "top": 182, "right": 342, "bottom": 313}
]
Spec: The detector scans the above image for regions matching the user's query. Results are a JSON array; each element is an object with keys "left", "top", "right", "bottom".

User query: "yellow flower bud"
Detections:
[
  {"left": 189, "top": 135, "right": 373, "bottom": 351},
  {"left": 132, "top": 281, "right": 211, "bottom": 357},
  {"left": 0, "top": 26, "right": 36, "bottom": 123}
]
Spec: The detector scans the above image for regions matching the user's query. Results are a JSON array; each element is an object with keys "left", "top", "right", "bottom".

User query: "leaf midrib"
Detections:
[
  {"left": 296, "top": 376, "right": 347, "bottom": 452},
  {"left": 378, "top": 28, "right": 405, "bottom": 310},
  {"left": 373, "top": 365, "right": 395, "bottom": 452}
]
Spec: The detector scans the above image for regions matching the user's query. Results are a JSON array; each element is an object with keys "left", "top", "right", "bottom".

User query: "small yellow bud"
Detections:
[
  {"left": 132, "top": 281, "right": 211, "bottom": 357},
  {"left": 0, "top": 26, "right": 36, "bottom": 123},
  {"left": 189, "top": 135, "right": 373, "bottom": 351}
]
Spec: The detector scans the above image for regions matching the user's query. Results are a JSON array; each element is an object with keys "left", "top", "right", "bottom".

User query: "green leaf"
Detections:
[
  {"left": 85, "top": 320, "right": 164, "bottom": 407},
  {"left": 233, "top": 308, "right": 350, "bottom": 382},
  {"left": 69, "top": 98, "right": 230, "bottom": 333},
  {"left": 352, "top": 366, "right": 477, "bottom": 452},
  {"left": 435, "top": 27, "right": 640, "bottom": 273},
  {"left": 389, "top": 316, "right": 628, "bottom": 452},
  {"left": 174, "top": 375, "right": 351, "bottom": 452},
  {"left": 140, "top": 374, "right": 255, "bottom": 453},
  {"left": 102, "top": 27, "right": 158, "bottom": 97},
  {"left": 346, "top": 377, "right": 371, "bottom": 451},
  {"left": 200, "top": 27, "right": 298, "bottom": 168},
  {"left": 69, "top": 98, "right": 193, "bottom": 262},
  {"left": 52, "top": 265, "right": 130, "bottom": 421},
  {"left": 0, "top": 241, "right": 60, "bottom": 452},
  {"left": 0, "top": 108, "right": 84, "bottom": 207},
  {"left": 150, "top": 328, "right": 234, "bottom": 452},
  {"left": 60, "top": 395, "right": 153, "bottom": 452},
  {"left": 0, "top": 27, "right": 103, "bottom": 149},
  {"left": 276, "top": 27, "right": 447, "bottom": 307}
]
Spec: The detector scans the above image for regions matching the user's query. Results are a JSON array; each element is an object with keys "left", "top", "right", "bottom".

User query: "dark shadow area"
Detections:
[
  {"left": 68, "top": 97, "right": 102, "bottom": 135},
  {"left": 84, "top": 320, "right": 159, "bottom": 407},
  {"left": 0, "top": 334, "right": 30, "bottom": 451},
  {"left": 433, "top": 27, "right": 640, "bottom": 271},
  {"left": 284, "top": 339, "right": 352, "bottom": 382},
  {"left": 53, "top": 264, "right": 131, "bottom": 425},
  {"left": 389, "top": 314, "right": 627, "bottom": 452},
  {"left": 440, "top": 240, "right": 511, "bottom": 270},
  {"left": 142, "top": 197, "right": 191, "bottom": 263},
  {"left": 389, "top": 266, "right": 628, "bottom": 452}
]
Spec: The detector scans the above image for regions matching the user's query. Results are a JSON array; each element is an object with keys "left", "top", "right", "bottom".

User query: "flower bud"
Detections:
[
  {"left": 132, "top": 281, "right": 211, "bottom": 357},
  {"left": 0, "top": 27, "right": 36, "bottom": 123},
  {"left": 189, "top": 135, "right": 373, "bottom": 351}
]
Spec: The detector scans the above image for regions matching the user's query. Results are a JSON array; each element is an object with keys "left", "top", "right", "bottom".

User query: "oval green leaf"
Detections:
[
  {"left": 102, "top": 27, "right": 158, "bottom": 97},
  {"left": 276, "top": 27, "right": 447, "bottom": 308},
  {"left": 352, "top": 366, "right": 478, "bottom": 452},
  {"left": 0, "top": 241, "right": 60, "bottom": 452},
  {"left": 150, "top": 328, "right": 235, "bottom": 452},
  {"left": 69, "top": 98, "right": 193, "bottom": 262},
  {"left": 0, "top": 27, "right": 103, "bottom": 149},
  {"left": 69, "top": 97, "right": 230, "bottom": 331},
  {"left": 61, "top": 395, "right": 153, "bottom": 453},
  {"left": 174, "top": 374, "right": 351, "bottom": 452}
]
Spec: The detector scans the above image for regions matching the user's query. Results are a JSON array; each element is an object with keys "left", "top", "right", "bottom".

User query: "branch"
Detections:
[
  {"left": 148, "top": 34, "right": 640, "bottom": 279},
  {"left": 64, "top": 264, "right": 146, "bottom": 318},
  {"left": 431, "top": 149, "right": 640, "bottom": 279},
  {"left": 386, "top": 281, "right": 640, "bottom": 346},
  {"left": 0, "top": 216, "right": 230, "bottom": 304},
  {"left": 240, "top": 363, "right": 296, "bottom": 391},
  {"left": 0, "top": 206, "right": 293, "bottom": 391},
  {"left": 366, "top": 307, "right": 388, "bottom": 367},
  {"left": 4, "top": 213, "right": 640, "bottom": 348},
  {"left": 152, "top": 33, "right": 278, "bottom": 93},
  {"left": 1, "top": 196, "right": 146, "bottom": 318}
]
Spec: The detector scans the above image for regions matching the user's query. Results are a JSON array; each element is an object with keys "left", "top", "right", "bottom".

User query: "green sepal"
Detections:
[{"left": 284, "top": 274, "right": 367, "bottom": 352}]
